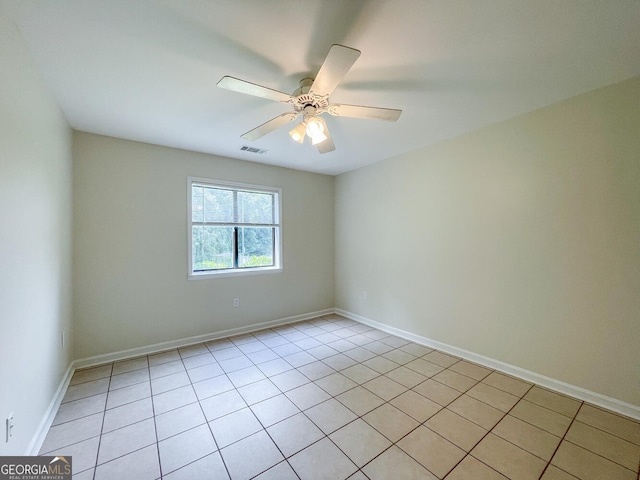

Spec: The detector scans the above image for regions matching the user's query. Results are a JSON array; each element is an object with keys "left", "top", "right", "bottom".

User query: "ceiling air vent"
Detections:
[{"left": 240, "top": 146, "right": 267, "bottom": 154}]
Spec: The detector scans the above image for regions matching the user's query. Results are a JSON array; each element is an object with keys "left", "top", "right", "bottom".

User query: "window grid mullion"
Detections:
[
  {"left": 233, "top": 227, "right": 238, "bottom": 269},
  {"left": 233, "top": 190, "right": 238, "bottom": 268}
]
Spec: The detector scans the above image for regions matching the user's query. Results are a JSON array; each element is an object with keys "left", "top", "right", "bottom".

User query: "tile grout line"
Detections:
[
  {"left": 277, "top": 361, "right": 383, "bottom": 477},
  {"left": 536, "top": 399, "right": 584, "bottom": 480},
  {"left": 180, "top": 348, "right": 234, "bottom": 480},
  {"left": 148, "top": 353, "right": 165, "bottom": 480},
  {"left": 438, "top": 380, "right": 537, "bottom": 479},
  {"left": 564, "top": 415, "right": 640, "bottom": 447},
  {"left": 250, "top": 323, "right": 356, "bottom": 477},
  {"left": 380, "top": 376, "right": 528, "bottom": 479},
  {"left": 355, "top": 378, "right": 456, "bottom": 479},
  {"left": 558, "top": 428, "right": 640, "bottom": 475},
  {"left": 559, "top": 437, "right": 640, "bottom": 475},
  {"left": 243, "top": 319, "right": 386, "bottom": 477},
  {"left": 96, "top": 359, "right": 161, "bottom": 478},
  {"left": 240, "top": 316, "right": 347, "bottom": 479},
  {"left": 307, "top": 345, "right": 454, "bottom": 479},
  {"left": 208, "top": 327, "right": 311, "bottom": 478},
  {"left": 91, "top": 363, "right": 113, "bottom": 480}
]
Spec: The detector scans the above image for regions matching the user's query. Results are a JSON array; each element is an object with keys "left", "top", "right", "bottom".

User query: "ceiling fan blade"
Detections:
[
  {"left": 241, "top": 112, "right": 299, "bottom": 141},
  {"left": 217, "top": 76, "right": 293, "bottom": 103},
  {"left": 327, "top": 103, "right": 402, "bottom": 122},
  {"left": 317, "top": 118, "right": 335, "bottom": 154},
  {"left": 309, "top": 44, "right": 361, "bottom": 98}
]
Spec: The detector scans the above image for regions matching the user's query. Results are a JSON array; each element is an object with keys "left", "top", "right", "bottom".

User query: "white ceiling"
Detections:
[{"left": 4, "top": 1, "right": 640, "bottom": 175}]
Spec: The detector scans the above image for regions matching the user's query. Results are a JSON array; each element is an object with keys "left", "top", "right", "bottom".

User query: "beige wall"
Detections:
[
  {"left": 72, "top": 133, "right": 335, "bottom": 359},
  {"left": 0, "top": 9, "right": 73, "bottom": 454},
  {"left": 335, "top": 77, "right": 640, "bottom": 406}
]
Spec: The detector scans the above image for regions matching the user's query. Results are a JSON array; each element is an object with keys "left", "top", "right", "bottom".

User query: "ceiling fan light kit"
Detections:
[
  {"left": 289, "top": 122, "right": 306, "bottom": 144},
  {"left": 217, "top": 44, "right": 402, "bottom": 154},
  {"left": 308, "top": 123, "right": 327, "bottom": 145}
]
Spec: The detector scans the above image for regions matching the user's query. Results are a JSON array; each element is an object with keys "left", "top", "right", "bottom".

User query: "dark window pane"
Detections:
[
  {"left": 237, "top": 191, "right": 274, "bottom": 224},
  {"left": 192, "top": 226, "right": 233, "bottom": 270},
  {"left": 237, "top": 227, "right": 274, "bottom": 268}
]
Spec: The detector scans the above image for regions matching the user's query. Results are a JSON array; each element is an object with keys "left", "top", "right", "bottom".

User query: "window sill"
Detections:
[{"left": 188, "top": 266, "right": 282, "bottom": 280}]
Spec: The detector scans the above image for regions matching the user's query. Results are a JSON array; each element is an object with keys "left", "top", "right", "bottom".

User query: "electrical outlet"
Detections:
[
  {"left": 6, "top": 413, "right": 14, "bottom": 443},
  {"left": 233, "top": 298, "right": 239, "bottom": 307},
  {"left": 363, "top": 291, "right": 368, "bottom": 300}
]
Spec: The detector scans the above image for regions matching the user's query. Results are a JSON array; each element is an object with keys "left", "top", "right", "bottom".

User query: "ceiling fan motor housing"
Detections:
[{"left": 291, "top": 78, "right": 329, "bottom": 113}]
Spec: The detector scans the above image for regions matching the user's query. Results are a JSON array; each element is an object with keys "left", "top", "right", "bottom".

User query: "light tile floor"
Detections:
[{"left": 40, "top": 314, "right": 640, "bottom": 480}]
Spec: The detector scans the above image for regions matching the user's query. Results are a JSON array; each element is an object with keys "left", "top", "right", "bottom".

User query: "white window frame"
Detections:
[{"left": 187, "top": 176, "right": 283, "bottom": 280}]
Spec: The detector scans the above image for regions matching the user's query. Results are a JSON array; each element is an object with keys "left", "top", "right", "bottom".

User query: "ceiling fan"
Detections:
[{"left": 217, "top": 44, "right": 402, "bottom": 154}]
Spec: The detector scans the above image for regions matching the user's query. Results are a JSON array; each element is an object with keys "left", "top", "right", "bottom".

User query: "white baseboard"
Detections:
[
  {"left": 74, "top": 308, "right": 334, "bottom": 369},
  {"left": 336, "top": 308, "right": 640, "bottom": 421},
  {"left": 27, "top": 308, "right": 334, "bottom": 455},
  {"left": 24, "top": 362, "right": 75, "bottom": 456}
]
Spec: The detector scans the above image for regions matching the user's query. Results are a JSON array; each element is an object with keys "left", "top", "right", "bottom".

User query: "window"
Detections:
[{"left": 188, "top": 177, "right": 282, "bottom": 278}]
